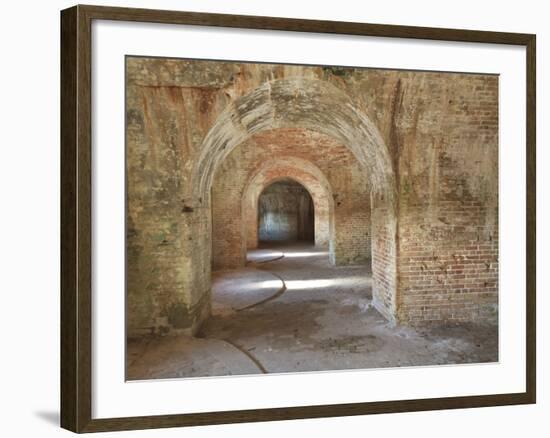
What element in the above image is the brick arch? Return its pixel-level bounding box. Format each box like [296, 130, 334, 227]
[191, 77, 396, 202]
[241, 157, 334, 257]
[203, 79, 398, 323]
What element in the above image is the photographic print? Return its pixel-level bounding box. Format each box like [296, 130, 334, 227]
[125, 57, 499, 380]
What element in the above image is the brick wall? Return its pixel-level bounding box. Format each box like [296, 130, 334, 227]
[211, 151, 248, 271]
[126, 78, 212, 337]
[397, 203, 498, 324]
[330, 166, 372, 265]
[371, 196, 398, 322]
[392, 73, 499, 325]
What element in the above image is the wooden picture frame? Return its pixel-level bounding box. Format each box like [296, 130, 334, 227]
[60, 4, 536, 433]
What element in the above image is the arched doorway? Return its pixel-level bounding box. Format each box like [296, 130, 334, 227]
[240, 156, 334, 254]
[197, 78, 397, 325]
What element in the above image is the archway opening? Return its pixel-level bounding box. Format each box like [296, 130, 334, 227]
[237, 153, 335, 262]
[258, 179, 315, 245]
[196, 77, 397, 325]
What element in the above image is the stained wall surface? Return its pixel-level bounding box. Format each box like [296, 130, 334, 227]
[126, 57, 498, 336]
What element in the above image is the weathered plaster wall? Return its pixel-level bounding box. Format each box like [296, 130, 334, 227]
[126, 57, 498, 335]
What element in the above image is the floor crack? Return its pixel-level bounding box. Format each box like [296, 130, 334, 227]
[238, 253, 287, 311]
[221, 338, 268, 374]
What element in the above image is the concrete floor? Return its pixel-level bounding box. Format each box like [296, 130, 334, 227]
[127, 243, 498, 380]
